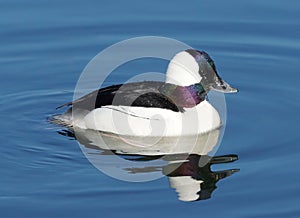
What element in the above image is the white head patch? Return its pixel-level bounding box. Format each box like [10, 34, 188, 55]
[165, 51, 201, 86]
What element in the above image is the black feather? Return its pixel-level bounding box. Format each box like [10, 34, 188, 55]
[57, 81, 183, 112]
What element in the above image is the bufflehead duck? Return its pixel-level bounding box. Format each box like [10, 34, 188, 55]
[53, 49, 237, 136]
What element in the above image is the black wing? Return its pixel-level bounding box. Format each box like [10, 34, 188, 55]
[57, 81, 183, 112]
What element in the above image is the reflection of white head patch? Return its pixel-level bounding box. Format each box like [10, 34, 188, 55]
[169, 176, 203, 201]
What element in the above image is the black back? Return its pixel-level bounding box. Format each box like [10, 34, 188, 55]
[57, 81, 183, 112]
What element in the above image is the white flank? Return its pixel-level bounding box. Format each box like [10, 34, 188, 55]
[81, 100, 221, 137]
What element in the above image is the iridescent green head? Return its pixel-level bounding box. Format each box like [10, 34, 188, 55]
[185, 49, 238, 93]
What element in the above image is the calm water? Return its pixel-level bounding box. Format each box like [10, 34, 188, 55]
[1, 0, 300, 217]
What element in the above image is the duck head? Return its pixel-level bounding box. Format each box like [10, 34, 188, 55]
[165, 49, 238, 93]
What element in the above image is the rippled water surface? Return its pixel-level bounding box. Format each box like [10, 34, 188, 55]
[1, 0, 300, 217]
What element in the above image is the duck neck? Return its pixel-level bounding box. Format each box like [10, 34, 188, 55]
[160, 83, 206, 108]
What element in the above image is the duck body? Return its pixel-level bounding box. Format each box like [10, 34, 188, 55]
[53, 49, 237, 137]
[55, 81, 220, 136]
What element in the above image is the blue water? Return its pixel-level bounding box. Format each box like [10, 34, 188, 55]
[1, 0, 300, 217]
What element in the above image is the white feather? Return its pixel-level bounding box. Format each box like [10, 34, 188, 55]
[81, 100, 221, 136]
[165, 51, 201, 86]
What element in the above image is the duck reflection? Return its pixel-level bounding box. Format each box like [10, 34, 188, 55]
[57, 128, 239, 202]
[119, 153, 238, 201]
[164, 154, 238, 201]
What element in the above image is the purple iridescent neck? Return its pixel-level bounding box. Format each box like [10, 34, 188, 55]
[160, 83, 206, 108]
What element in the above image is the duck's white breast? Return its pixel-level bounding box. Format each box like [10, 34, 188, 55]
[78, 100, 221, 137]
